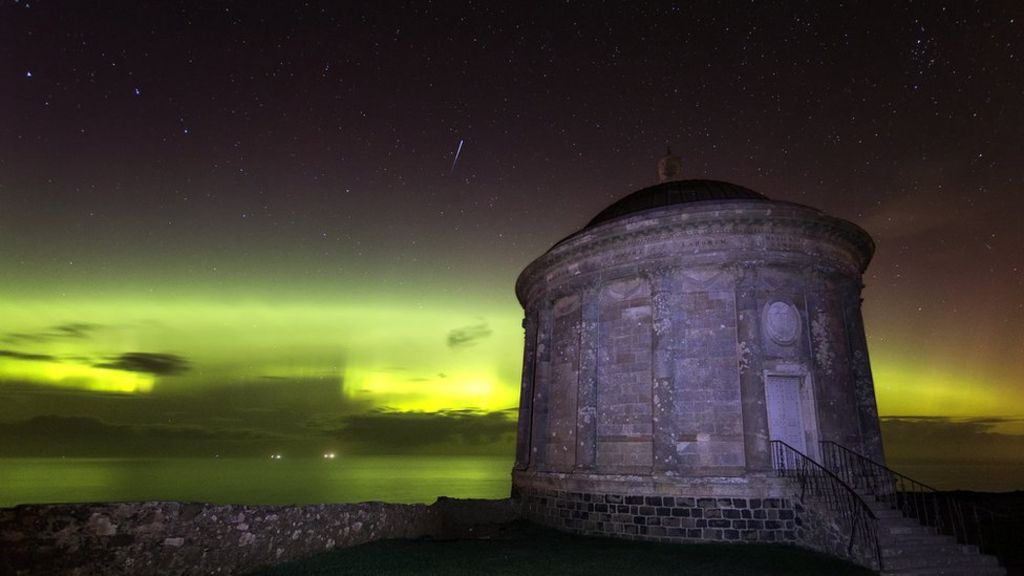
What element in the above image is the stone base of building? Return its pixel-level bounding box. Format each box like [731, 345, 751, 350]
[515, 470, 800, 544]
[522, 488, 800, 543]
[513, 469, 875, 570]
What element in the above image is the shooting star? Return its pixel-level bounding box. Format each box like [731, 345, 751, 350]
[450, 139, 464, 174]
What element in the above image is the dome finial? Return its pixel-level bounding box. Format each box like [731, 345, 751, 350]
[657, 146, 683, 183]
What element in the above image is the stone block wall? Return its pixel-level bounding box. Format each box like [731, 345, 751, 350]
[520, 485, 878, 570]
[521, 488, 798, 544]
[596, 279, 653, 471]
[676, 287, 744, 471]
[796, 493, 880, 570]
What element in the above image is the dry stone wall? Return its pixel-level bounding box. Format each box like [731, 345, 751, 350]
[0, 498, 519, 576]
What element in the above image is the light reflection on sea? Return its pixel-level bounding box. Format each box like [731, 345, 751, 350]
[0, 456, 513, 508]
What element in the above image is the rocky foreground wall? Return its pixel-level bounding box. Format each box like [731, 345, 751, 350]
[0, 498, 520, 576]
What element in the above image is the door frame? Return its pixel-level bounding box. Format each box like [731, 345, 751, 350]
[762, 363, 819, 462]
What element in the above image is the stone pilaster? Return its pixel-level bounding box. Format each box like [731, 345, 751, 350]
[529, 305, 554, 470]
[650, 268, 679, 473]
[575, 287, 600, 470]
[736, 263, 770, 470]
[841, 279, 886, 463]
[804, 267, 857, 451]
[514, 311, 539, 471]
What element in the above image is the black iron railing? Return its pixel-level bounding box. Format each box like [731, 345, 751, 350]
[770, 440, 882, 571]
[819, 440, 1003, 555]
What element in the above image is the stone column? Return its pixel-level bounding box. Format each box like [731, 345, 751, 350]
[514, 311, 539, 471]
[575, 287, 599, 470]
[650, 268, 679, 473]
[841, 278, 886, 463]
[805, 267, 857, 452]
[736, 263, 771, 470]
[529, 305, 553, 470]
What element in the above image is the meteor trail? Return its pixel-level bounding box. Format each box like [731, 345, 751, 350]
[450, 139, 464, 173]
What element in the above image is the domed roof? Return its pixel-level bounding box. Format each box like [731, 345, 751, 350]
[586, 178, 769, 228]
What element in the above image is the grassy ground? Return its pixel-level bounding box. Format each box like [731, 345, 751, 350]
[249, 522, 875, 576]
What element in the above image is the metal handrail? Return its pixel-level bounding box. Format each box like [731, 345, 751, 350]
[770, 440, 882, 571]
[819, 440, 1004, 555]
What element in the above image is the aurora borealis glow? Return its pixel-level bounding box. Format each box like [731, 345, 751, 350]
[2, 2, 1023, 490]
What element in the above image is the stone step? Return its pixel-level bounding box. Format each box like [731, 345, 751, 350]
[879, 523, 938, 536]
[818, 461, 1006, 575]
[879, 536, 959, 551]
[881, 565, 1005, 576]
[882, 554, 1005, 573]
[882, 550, 1000, 571]
[959, 544, 979, 555]
[880, 542, 968, 557]
[819, 469, 1005, 575]
[877, 524, 937, 536]
[879, 516, 925, 527]
[874, 514, 1005, 576]
[863, 503, 903, 514]
[876, 517, 936, 528]
[872, 509, 905, 519]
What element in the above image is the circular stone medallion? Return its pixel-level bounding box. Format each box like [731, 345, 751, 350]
[765, 301, 800, 345]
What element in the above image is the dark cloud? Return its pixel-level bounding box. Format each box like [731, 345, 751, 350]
[2, 333, 48, 344]
[447, 322, 492, 349]
[52, 323, 100, 338]
[0, 349, 57, 362]
[881, 416, 1024, 464]
[95, 352, 190, 375]
[0, 374, 368, 451]
[320, 409, 516, 454]
[0, 415, 286, 457]
[189, 376, 370, 439]
[3, 322, 101, 344]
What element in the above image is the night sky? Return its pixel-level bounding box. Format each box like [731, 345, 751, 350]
[2, 2, 1022, 486]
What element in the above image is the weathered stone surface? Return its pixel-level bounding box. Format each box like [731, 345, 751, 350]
[0, 498, 519, 576]
[512, 176, 883, 569]
[522, 486, 800, 544]
[514, 189, 880, 479]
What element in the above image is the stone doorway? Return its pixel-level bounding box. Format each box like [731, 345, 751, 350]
[765, 374, 807, 455]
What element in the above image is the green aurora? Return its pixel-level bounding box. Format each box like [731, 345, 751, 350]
[2, 282, 1023, 463]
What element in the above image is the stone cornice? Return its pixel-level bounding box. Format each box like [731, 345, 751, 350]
[516, 200, 874, 307]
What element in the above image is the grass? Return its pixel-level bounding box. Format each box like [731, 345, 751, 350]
[249, 522, 876, 576]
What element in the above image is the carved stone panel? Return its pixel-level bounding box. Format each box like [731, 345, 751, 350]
[546, 294, 580, 471]
[764, 300, 800, 346]
[596, 278, 653, 470]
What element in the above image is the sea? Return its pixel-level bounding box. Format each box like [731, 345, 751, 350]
[2, 457, 1022, 508]
[0, 456, 513, 508]
[887, 461, 1024, 493]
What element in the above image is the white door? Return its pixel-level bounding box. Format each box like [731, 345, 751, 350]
[765, 374, 806, 454]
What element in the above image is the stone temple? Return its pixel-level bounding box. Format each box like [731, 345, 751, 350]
[512, 150, 884, 551]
